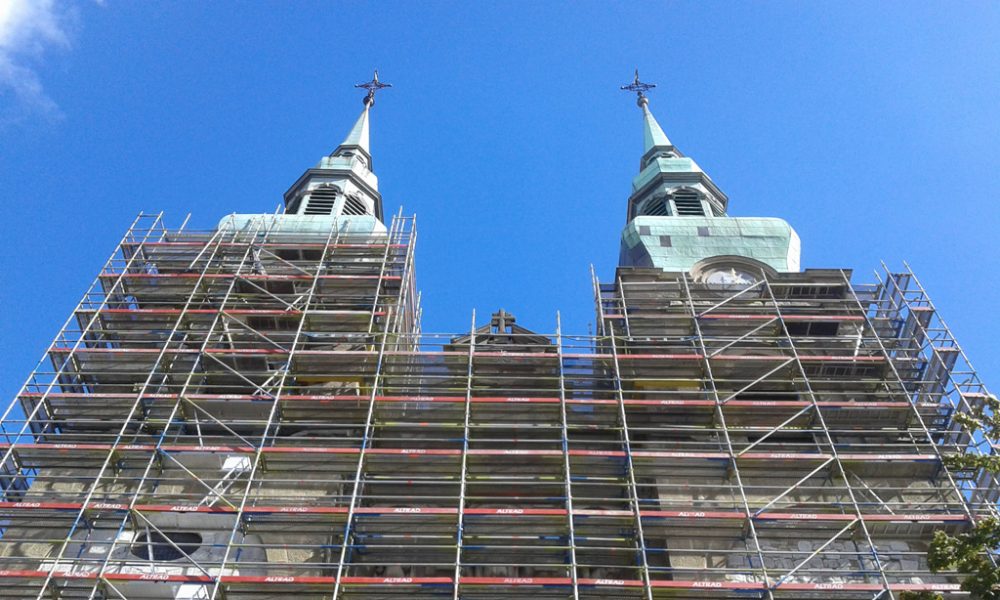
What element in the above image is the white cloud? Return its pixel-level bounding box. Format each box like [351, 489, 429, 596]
[0, 0, 76, 124]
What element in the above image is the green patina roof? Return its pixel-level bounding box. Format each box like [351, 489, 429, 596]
[621, 216, 801, 273]
[643, 104, 673, 152]
[339, 105, 371, 154]
[219, 213, 387, 235]
[620, 99, 795, 272]
[632, 156, 705, 192]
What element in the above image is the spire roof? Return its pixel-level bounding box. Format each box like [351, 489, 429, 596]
[338, 105, 371, 156]
[642, 103, 673, 153]
[328, 70, 390, 161]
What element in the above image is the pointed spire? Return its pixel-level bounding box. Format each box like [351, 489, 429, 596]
[285, 74, 393, 222]
[339, 105, 371, 156]
[622, 70, 678, 170]
[642, 103, 673, 153]
[328, 70, 391, 160]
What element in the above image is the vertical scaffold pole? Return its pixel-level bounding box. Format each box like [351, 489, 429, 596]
[678, 273, 773, 597]
[759, 273, 893, 597]
[605, 321, 653, 600]
[556, 312, 581, 599]
[209, 216, 345, 599]
[451, 310, 476, 599]
[331, 219, 401, 600]
[32, 213, 246, 600]
[86, 215, 281, 599]
[839, 269, 978, 522]
[0, 212, 157, 447]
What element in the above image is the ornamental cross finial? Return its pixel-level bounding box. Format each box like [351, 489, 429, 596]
[355, 70, 392, 107]
[621, 69, 656, 107]
[491, 309, 515, 334]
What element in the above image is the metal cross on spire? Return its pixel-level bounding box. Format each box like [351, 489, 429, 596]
[355, 70, 392, 107]
[621, 69, 656, 107]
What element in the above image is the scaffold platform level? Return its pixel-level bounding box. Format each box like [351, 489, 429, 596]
[1, 213, 996, 599]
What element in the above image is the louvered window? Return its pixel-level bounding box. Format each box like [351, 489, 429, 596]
[305, 187, 340, 215]
[672, 190, 705, 216]
[342, 194, 368, 216]
[641, 197, 669, 217]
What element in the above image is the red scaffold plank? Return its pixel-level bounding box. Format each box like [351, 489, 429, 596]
[354, 507, 456, 515]
[631, 451, 728, 459]
[79, 309, 384, 317]
[578, 578, 645, 587]
[778, 582, 963, 592]
[365, 448, 461, 456]
[105, 573, 214, 583]
[888, 583, 963, 591]
[473, 351, 559, 359]
[837, 453, 938, 462]
[853, 513, 968, 522]
[222, 575, 336, 584]
[568, 449, 627, 457]
[699, 314, 864, 322]
[342, 576, 453, 585]
[617, 353, 702, 360]
[460, 577, 573, 586]
[129, 241, 408, 249]
[468, 449, 562, 457]
[0, 501, 84, 511]
[100, 273, 399, 281]
[463, 508, 566, 516]
[641, 510, 744, 520]
[650, 580, 765, 590]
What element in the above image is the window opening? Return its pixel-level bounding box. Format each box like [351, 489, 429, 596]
[131, 531, 202, 561]
[786, 321, 840, 336]
[305, 186, 340, 215]
[641, 197, 669, 217]
[342, 194, 368, 216]
[672, 190, 705, 216]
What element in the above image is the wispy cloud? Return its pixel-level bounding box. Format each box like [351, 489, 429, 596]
[0, 0, 77, 125]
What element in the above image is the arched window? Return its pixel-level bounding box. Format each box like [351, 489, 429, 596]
[305, 186, 340, 215]
[341, 194, 369, 216]
[640, 196, 669, 217]
[671, 189, 705, 216]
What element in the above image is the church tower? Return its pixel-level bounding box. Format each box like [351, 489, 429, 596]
[0, 72, 993, 600]
[282, 74, 384, 223]
[619, 72, 799, 279]
[222, 71, 390, 236]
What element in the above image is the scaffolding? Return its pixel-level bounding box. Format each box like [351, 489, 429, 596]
[0, 213, 996, 599]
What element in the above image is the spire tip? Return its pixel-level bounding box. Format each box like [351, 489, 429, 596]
[356, 69, 392, 107]
[621, 69, 656, 109]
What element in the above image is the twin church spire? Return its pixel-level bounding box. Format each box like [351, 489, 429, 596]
[271, 70, 800, 275]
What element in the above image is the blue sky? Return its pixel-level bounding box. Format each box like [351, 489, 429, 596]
[1, 2, 998, 403]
